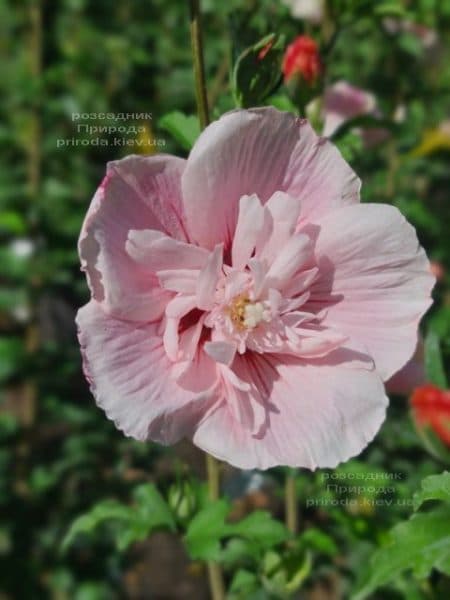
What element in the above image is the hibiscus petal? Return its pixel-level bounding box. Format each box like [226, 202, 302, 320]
[79, 155, 187, 321]
[192, 350, 387, 469]
[232, 194, 265, 270]
[164, 295, 198, 361]
[126, 229, 208, 271]
[173, 348, 219, 394]
[178, 314, 206, 362]
[386, 338, 425, 396]
[182, 108, 359, 249]
[248, 258, 267, 298]
[283, 267, 319, 300]
[157, 269, 198, 294]
[309, 203, 435, 380]
[196, 244, 223, 310]
[293, 327, 348, 358]
[76, 301, 215, 444]
[264, 234, 313, 290]
[221, 371, 267, 435]
[280, 291, 310, 314]
[223, 270, 251, 303]
[258, 191, 303, 264]
[265, 191, 302, 229]
[163, 317, 179, 361]
[204, 341, 237, 365]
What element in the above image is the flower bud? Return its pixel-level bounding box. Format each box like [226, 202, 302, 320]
[168, 481, 197, 523]
[282, 35, 322, 85]
[411, 384, 450, 463]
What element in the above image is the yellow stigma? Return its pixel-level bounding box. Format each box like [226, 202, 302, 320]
[228, 294, 250, 330]
[228, 294, 269, 330]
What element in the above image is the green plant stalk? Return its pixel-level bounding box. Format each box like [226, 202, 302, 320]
[189, 0, 209, 129]
[285, 470, 298, 536]
[205, 454, 225, 600]
[189, 2, 224, 598]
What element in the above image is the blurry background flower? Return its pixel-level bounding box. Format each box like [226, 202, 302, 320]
[282, 0, 325, 24]
[383, 18, 439, 51]
[320, 80, 389, 146]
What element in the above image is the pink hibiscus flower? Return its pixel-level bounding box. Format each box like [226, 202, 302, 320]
[321, 80, 389, 146]
[76, 108, 434, 470]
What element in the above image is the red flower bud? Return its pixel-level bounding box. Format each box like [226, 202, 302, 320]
[282, 35, 322, 84]
[411, 384, 450, 446]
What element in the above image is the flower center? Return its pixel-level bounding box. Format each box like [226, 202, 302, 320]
[228, 294, 270, 330]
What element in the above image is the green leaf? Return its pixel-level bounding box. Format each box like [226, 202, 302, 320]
[373, 2, 408, 17]
[352, 506, 450, 599]
[229, 511, 289, 548]
[397, 32, 423, 57]
[185, 502, 289, 561]
[0, 211, 26, 234]
[0, 248, 32, 281]
[62, 484, 175, 553]
[229, 569, 259, 598]
[298, 528, 339, 556]
[266, 94, 298, 114]
[61, 500, 133, 552]
[424, 330, 448, 388]
[413, 472, 450, 510]
[220, 537, 256, 566]
[262, 548, 312, 597]
[184, 499, 230, 561]
[132, 483, 176, 531]
[0, 337, 24, 382]
[232, 33, 285, 108]
[334, 131, 364, 163]
[158, 111, 200, 151]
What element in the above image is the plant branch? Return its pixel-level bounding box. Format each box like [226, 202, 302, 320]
[189, 0, 209, 129]
[285, 470, 298, 536]
[204, 455, 225, 600]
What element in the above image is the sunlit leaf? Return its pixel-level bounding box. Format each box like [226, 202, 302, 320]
[158, 111, 200, 151]
[413, 471, 450, 510]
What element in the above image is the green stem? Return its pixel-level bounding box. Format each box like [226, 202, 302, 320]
[285, 471, 298, 536]
[189, 0, 209, 129]
[28, 0, 42, 199]
[206, 453, 220, 501]
[205, 455, 225, 600]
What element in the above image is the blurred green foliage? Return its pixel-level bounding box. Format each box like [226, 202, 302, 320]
[1, 0, 449, 598]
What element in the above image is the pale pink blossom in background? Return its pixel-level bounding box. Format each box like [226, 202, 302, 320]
[77, 108, 434, 470]
[321, 80, 389, 146]
[383, 18, 438, 50]
[282, 0, 324, 23]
